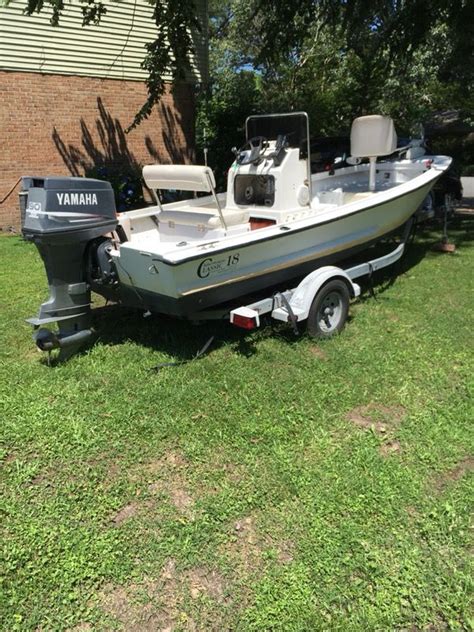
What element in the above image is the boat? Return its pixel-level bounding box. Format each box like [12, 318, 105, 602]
[21, 112, 451, 356]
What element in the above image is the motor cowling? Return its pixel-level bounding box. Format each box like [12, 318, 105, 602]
[21, 176, 118, 360]
[22, 175, 117, 236]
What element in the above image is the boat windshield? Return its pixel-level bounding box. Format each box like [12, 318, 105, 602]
[246, 112, 310, 159]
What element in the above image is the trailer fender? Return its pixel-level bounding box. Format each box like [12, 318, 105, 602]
[272, 266, 360, 323]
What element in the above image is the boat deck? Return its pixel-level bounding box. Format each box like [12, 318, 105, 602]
[117, 159, 436, 260]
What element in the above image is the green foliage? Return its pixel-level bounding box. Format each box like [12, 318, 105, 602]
[87, 165, 145, 211]
[196, 69, 262, 188]
[227, 0, 473, 90]
[197, 0, 473, 183]
[461, 165, 474, 177]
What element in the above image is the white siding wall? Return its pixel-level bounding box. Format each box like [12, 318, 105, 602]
[0, 0, 208, 82]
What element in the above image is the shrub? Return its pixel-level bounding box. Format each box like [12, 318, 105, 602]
[87, 166, 145, 212]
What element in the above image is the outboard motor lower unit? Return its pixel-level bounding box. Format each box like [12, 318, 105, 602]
[21, 176, 118, 359]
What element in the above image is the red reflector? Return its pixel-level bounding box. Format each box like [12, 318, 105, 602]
[232, 314, 257, 330]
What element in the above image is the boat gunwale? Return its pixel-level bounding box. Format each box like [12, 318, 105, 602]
[121, 159, 448, 267]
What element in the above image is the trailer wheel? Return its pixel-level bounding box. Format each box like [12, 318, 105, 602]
[306, 279, 350, 338]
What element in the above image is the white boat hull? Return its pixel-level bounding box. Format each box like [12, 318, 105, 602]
[111, 170, 439, 316]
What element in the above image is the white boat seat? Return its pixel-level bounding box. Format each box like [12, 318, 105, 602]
[350, 115, 397, 191]
[143, 164, 237, 229]
[158, 206, 249, 229]
[143, 164, 216, 192]
[350, 115, 397, 158]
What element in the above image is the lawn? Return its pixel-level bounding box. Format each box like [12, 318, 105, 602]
[1, 220, 473, 631]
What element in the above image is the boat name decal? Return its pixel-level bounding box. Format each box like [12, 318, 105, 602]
[56, 193, 98, 206]
[197, 254, 240, 278]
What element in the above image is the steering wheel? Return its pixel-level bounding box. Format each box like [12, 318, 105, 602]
[235, 136, 269, 166]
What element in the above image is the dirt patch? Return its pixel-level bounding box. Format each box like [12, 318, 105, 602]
[145, 451, 188, 475]
[275, 540, 295, 564]
[110, 501, 139, 525]
[100, 583, 171, 631]
[99, 559, 228, 631]
[234, 516, 259, 543]
[309, 345, 327, 360]
[346, 403, 406, 435]
[221, 514, 296, 574]
[1, 451, 18, 466]
[145, 451, 194, 516]
[379, 440, 402, 457]
[185, 567, 225, 602]
[100, 560, 182, 631]
[67, 624, 93, 631]
[404, 623, 448, 632]
[108, 450, 195, 519]
[431, 456, 474, 492]
[219, 461, 247, 485]
[29, 472, 49, 486]
[225, 515, 264, 571]
[170, 487, 194, 513]
[107, 450, 198, 525]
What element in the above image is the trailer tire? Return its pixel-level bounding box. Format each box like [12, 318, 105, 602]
[306, 279, 350, 338]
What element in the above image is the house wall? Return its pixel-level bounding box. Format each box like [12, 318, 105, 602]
[0, 0, 208, 231]
[0, 72, 196, 230]
[0, 0, 208, 82]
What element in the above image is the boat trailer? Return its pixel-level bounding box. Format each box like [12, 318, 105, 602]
[225, 219, 414, 337]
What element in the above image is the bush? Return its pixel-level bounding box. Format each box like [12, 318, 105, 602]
[87, 165, 145, 212]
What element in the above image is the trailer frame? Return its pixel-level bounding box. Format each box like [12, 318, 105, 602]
[226, 218, 414, 334]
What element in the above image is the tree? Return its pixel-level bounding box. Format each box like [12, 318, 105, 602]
[195, 0, 473, 188]
[220, 0, 473, 117]
[18, 0, 473, 140]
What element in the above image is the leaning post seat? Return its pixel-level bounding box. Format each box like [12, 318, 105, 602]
[143, 164, 217, 193]
[142, 164, 231, 230]
[350, 115, 397, 191]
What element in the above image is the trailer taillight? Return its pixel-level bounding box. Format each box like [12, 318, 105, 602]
[232, 314, 257, 329]
[230, 307, 260, 330]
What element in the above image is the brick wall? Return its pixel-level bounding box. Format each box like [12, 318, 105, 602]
[0, 71, 196, 231]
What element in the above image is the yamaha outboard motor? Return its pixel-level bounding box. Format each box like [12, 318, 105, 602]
[21, 176, 118, 360]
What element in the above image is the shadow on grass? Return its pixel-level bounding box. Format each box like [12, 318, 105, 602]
[87, 303, 299, 363]
[356, 216, 474, 302]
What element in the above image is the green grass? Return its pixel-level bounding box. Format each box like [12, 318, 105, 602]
[1, 221, 473, 631]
